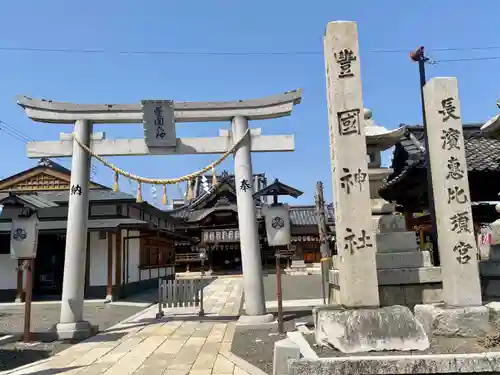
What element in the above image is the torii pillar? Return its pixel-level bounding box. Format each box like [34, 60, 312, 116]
[17, 90, 302, 337]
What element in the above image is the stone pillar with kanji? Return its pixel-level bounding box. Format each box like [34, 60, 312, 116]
[414, 77, 492, 338]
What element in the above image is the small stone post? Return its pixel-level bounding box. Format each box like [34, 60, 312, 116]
[232, 116, 270, 322]
[55, 119, 93, 339]
[423, 77, 482, 307]
[324, 21, 380, 308]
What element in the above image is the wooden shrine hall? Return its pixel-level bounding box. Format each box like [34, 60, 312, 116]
[0, 158, 188, 302]
[379, 123, 500, 246]
[170, 172, 335, 273]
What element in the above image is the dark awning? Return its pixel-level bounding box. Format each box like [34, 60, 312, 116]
[0, 218, 150, 233]
[253, 178, 303, 198]
[0, 193, 59, 209]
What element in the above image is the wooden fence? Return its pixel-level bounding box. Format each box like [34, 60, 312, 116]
[156, 277, 205, 318]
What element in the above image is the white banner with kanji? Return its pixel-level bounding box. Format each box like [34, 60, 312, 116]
[262, 204, 291, 247]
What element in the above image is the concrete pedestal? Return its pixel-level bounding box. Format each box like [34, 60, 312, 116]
[414, 304, 492, 338]
[329, 267, 443, 307]
[54, 321, 96, 340]
[236, 313, 276, 331]
[273, 338, 300, 375]
[288, 352, 500, 374]
[329, 230, 443, 307]
[284, 260, 308, 276]
[313, 305, 429, 353]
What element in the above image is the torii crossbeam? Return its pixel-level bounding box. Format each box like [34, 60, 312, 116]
[16, 89, 303, 340]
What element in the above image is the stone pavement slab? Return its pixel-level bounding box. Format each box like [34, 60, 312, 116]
[262, 274, 322, 302]
[0, 302, 145, 336]
[1, 277, 261, 375]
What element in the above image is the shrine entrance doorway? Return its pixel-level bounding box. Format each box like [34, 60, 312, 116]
[33, 233, 66, 299]
[208, 243, 242, 274]
[202, 228, 242, 274]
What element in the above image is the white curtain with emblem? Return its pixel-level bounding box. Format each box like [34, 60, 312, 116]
[262, 204, 291, 247]
[10, 215, 39, 259]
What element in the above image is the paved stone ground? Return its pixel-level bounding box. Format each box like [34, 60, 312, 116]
[231, 313, 312, 374]
[0, 287, 163, 372]
[3, 277, 258, 375]
[262, 274, 322, 302]
[0, 286, 163, 337]
[0, 304, 146, 336]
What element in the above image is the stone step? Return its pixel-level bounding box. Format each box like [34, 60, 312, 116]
[375, 231, 419, 253]
[332, 250, 432, 270]
[329, 266, 442, 286]
[377, 250, 432, 269]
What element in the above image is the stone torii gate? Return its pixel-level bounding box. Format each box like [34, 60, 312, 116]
[17, 90, 302, 339]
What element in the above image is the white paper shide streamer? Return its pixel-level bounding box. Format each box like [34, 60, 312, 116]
[10, 215, 39, 259]
[262, 204, 291, 247]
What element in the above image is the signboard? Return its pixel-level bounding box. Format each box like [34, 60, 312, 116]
[10, 215, 39, 259]
[142, 100, 176, 147]
[202, 229, 240, 244]
[262, 204, 291, 247]
[274, 248, 295, 258]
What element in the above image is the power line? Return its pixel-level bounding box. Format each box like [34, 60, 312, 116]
[432, 56, 500, 63]
[0, 119, 72, 168]
[372, 46, 500, 53]
[0, 45, 500, 58]
[0, 120, 32, 143]
[0, 46, 321, 56]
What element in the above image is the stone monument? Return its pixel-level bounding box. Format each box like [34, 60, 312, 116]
[414, 77, 492, 337]
[331, 109, 442, 307]
[315, 20, 429, 353]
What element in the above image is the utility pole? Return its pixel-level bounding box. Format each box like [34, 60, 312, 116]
[315, 181, 331, 304]
[410, 46, 439, 265]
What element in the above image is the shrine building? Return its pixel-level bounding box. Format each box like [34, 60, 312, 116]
[0, 160, 334, 302]
[170, 172, 334, 273]
[379, 123, 500, 259]
[0, 158, 185, 302]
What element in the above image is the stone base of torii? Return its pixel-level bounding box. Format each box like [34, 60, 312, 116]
[17, 90, 302, 339]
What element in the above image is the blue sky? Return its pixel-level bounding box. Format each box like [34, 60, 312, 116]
[0, 1, 498, 206]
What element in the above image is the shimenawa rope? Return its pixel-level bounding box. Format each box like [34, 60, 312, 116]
[72, 128, 250, 185]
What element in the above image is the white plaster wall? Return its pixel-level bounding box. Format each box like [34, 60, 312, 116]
[0, 254, 18, 290]
[88, 232, 108, 287]
[122, 229, 175, 286]
[126, 230, 140, 283]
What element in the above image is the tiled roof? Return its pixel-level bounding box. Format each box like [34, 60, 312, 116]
[172, 204, 335, 227]
[379, 123, 500, 204]
[0, 158, 108, 190]
[192, 172, 267, 199]
[289, 205, 334, 226]
[0, 193, 59, 209]
[37, 189, 137, 203]
[397, 124, 500, 170]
